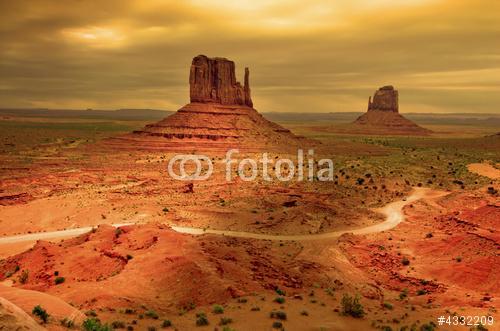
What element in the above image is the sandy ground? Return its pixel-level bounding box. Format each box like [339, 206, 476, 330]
[0, 135, 498, 330]
[467, 162, 500, 179]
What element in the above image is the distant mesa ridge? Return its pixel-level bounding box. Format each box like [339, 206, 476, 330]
[108, 54, 309, 151]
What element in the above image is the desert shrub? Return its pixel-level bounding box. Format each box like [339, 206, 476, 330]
[55, 276, 65, 284]
[272, 321, 283, 329]
[425, 233, 433, 238]
[162, 207, 169, 212]
[487, 187, 498, 195]
[18, 269, 29, 284]
[275, 287, 286, 296]
[32, 305, 49, 323]
[111, 320, 126, 328]
[237, 297, 248, 303]
[455, 256, 462, 262]
[383, 302, 393, 310]
[212, 304, 224, 314]
[82, 318, 112, 331]
[124, 308, 135, 314]
[401, 257, 410, 266]
[147, 327, 157, 331]
[161, 319, 172, 328]
[274, 296, 285, 304]
[219, 317, 233, 325]
[196, 312, 209, 326]
[270, 311, 287, 320]
[60, 317, 74, 328]
[399, 288, 409, 300]
[420, 322, 436, 331]
[417, 289, 427, 296]
[300, 310, 309, 316]
[250, 306, 260, 311]
[341, 294, 365, 318]
[145, 310, 159, 319]
[85, 310, 98, 317]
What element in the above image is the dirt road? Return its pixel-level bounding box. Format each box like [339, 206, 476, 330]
[0, 187, 440, 244]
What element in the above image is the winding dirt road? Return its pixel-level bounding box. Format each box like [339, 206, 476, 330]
[0, 187, 437, 244]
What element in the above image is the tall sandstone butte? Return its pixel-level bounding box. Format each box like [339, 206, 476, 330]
[353, 85, 431, 135]
[110, 55, 309, 151]
[367, 85, 398, 112]
[189, 55, 253, 107]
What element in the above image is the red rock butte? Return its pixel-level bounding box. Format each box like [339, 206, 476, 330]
[108, 55, 310, 151]
[352, 85, 431, 135]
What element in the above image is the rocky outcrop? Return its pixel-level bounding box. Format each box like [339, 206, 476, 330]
[351, 85, 432, 135]
[110, 55, 310, 151]
[189, 55, 253, 107]
[368, 85, 399, 112]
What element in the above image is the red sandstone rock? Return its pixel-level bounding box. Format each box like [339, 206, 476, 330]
[352, 85, 432, 135]
[189, 55, 253, 107]
[108, 55, 312, 151]
[368, 85, 399, 112]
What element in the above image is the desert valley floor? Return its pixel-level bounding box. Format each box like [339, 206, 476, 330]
[0, 114, 498, 331]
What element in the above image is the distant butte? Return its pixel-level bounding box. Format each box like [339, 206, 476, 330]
[352, 85, 432, 135]
[109, 55, 310, 151]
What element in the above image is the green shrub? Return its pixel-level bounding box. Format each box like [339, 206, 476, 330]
[212, 304, 224, 314]
[275, 288, 286, 296]
[161, 319, 172, 328]
[270, 311, 287, 320]
[420, 322, 436, 331]
[341, 294, 365, 318]
[272, 321, 283, 329]
[196, 312, 209, 326]
[82, 318, 112, 331]
[55, 276, 65, 285]
[111, 320, 126, 328]
[219, 317, 233, 325]
[60, 317, 74, 328]
[274, 296, 285, 304]
[32, 305, 49, 323]
[18, 270, 29, 284]
[145, 310, 159, 319]
[383, 302, 393, 310]
[85, 310, 98, 317]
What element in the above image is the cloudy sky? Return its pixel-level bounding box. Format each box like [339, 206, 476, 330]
[1, 0, 499, 113]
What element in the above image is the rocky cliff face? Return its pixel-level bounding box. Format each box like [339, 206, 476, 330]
[368, 85, 398, 112]
[189, 55, 253, 107]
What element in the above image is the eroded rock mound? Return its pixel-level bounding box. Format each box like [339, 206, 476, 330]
[108, 55, 310, 151]
[352, 85, 431, 135]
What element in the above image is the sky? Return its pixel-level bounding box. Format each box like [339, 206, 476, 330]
[1, 0, 499, 113]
